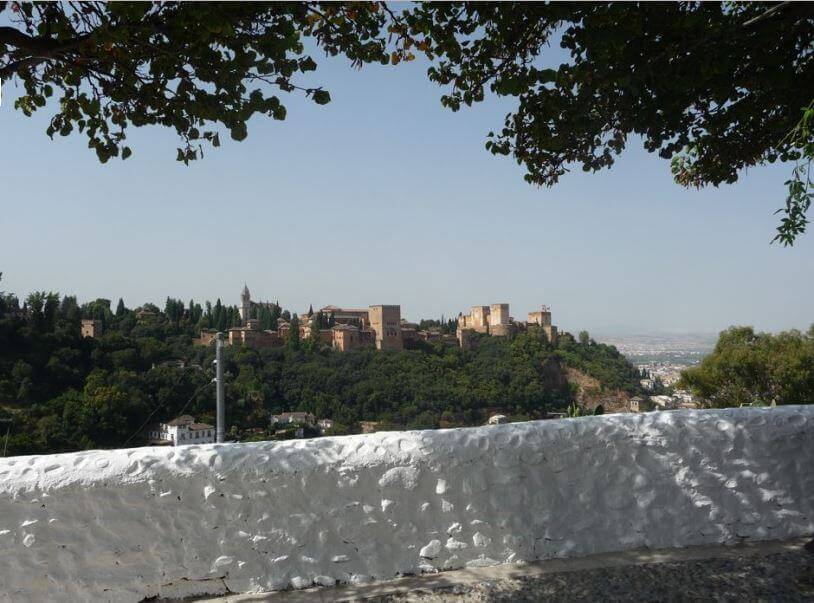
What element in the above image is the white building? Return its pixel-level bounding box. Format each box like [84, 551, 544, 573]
[650, 395, 675, 410]
[148, 415, 215, 446]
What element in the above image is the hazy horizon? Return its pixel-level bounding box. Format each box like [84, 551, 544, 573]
[2, 43, 812, 336]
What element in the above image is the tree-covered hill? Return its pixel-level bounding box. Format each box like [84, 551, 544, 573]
[0, 289, 641, 456]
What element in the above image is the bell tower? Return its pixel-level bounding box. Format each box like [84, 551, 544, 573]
[239, 284, 251, 325]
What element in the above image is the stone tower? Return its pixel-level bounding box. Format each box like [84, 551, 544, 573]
[239, 284, 251, 325]
[527, 305, 552, 326]
[488, 303, 512, 336]
[489, 303, 510, 327]
[369, 305, 403, 351]
[528, 305, 557, 343]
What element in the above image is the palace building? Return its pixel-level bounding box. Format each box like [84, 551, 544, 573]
[197, 286, 555, 354]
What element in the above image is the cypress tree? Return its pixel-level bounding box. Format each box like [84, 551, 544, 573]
[288, 313, 300, 350]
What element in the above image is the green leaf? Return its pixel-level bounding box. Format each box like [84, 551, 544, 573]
[312, 90, 331, 105]
[537, 68, 557, 83]
[300, 56, 317, 72]
[230, 123, 248, 141]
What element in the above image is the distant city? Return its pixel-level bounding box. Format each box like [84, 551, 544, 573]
[595, 332, 717, 393]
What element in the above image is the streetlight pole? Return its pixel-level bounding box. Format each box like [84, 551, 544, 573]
[215, 332, 225, 443]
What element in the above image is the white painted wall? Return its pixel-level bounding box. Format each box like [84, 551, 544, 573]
[163, 423, 215, 446]
[0, 407, 812, 601]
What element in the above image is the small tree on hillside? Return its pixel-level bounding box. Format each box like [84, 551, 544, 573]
[288, 313, 300, 351]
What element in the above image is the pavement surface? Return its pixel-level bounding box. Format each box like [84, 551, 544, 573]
[195, 538, 814, 602]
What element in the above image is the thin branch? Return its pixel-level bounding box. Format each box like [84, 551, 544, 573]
[743, 2, 792, 27]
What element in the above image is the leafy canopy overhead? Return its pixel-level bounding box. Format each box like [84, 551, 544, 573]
[2, 2, 812, 242]
[1, 2, 391, 162]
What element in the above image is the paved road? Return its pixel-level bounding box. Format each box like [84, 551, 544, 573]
[197, 538, 814, 602]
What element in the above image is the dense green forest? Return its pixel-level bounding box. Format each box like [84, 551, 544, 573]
[0, 287, 641, 457]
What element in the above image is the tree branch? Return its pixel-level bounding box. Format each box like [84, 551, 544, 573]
[0, 56, 49, 79]
[0, 25, 90, 54]
[742, 1, 792, 27]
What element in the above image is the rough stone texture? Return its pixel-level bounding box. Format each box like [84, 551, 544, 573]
[0, 407, 812, 601]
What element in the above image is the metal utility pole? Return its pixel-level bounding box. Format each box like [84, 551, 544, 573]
[215, 332, 225, 443]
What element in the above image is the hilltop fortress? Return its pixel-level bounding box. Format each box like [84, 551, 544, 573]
[199, 286, 558, 352]
[457, 303, 557, 349]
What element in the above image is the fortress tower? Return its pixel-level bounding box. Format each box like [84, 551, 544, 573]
[527, 305, 552, 327]
[528, 305, 557, 342]
[488, 303, 512, 336]
[239, 284, 251, 325]
[467, 306, 490, 333]
[369, 305, 403, 351]
[489, 303, 510, 327]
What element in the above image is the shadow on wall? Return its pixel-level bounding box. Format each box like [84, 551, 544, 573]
[0, 407, 811, 601]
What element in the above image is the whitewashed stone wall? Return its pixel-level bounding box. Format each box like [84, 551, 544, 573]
[1, 406, 812, 601]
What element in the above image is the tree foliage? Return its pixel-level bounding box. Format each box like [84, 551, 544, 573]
[679, 325, 814, 407]
[0, 2, 389, 163]
[773, 101, 814, 246]
[2, 2, 812, 241]
[407, 2, 814, 242]
[555, 331, 641, 393]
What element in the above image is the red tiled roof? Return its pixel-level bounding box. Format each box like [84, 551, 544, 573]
[165, 415, 195, 426]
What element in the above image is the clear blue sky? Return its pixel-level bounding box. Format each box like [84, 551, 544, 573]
[1, 47, 811, 336]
